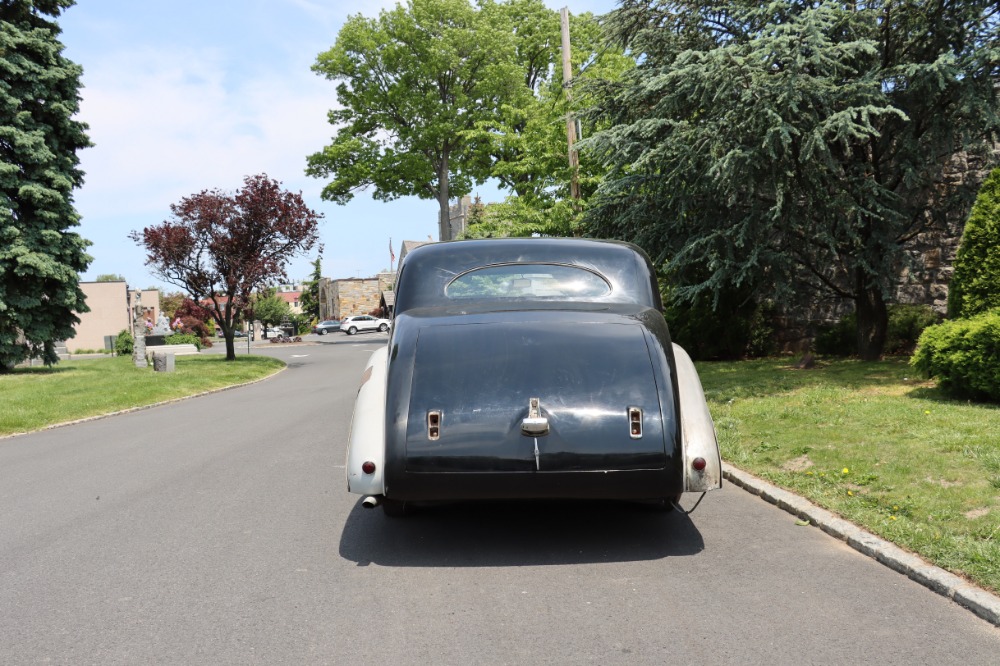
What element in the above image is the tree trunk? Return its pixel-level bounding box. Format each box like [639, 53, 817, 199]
[437, 153, 451, 241]
[216, 319, 237, 362]
[855, 278, 888, 361]
[212, 309, 238, 361]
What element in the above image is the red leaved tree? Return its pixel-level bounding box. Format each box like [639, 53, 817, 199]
[130, 174, 321, 360]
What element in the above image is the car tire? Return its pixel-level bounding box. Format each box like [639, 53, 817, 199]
[348, 326, 357, 335]
[378, 323, 388, 332]
[318, 329, 326, 335]
[382, 498, 410, 517]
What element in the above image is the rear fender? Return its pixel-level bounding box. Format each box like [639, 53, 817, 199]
[346, 346, 388, 496]
[672, 344, 723, 492]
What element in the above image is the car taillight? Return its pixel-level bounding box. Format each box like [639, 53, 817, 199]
[361, 461, 376, 474]
[427, 410, 441, 440]
[692, 457, 707, 472]
[628, 407, 642, 439]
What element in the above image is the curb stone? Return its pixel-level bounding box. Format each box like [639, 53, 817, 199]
[722, 463, 1000, 628]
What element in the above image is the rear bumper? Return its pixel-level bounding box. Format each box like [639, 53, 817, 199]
[384, 467, 681, 502]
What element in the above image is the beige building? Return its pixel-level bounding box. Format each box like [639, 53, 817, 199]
[318, 273, 394, 322]
[70, 282, 160, 352]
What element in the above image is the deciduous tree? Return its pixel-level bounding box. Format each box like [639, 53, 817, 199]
[130, 174, 321, 360]
[464, 2, 632, 238]
[159, 291, 186, 320]
[583, 0, 1000, 360]
[0, 0, 92, 370]
[307, 0, 522, 241]
[252, 288, 291, 336]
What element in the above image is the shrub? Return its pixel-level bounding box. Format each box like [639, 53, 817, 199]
[948, 167, 1000, 319]
[816, 304, 941, 356]
[911, 310, 1000, 401]
[664, 292, 774, 360]
[114, 329, 133, 356]
[885, 304, 942, 355]
[165, 333, 202, 350]
[814, 313, 856, 356]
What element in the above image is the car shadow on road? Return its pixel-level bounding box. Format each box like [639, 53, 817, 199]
[339, 498, 705, 567]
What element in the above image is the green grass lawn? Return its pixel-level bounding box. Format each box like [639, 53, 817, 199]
[699, 356, 1000, 595]
[0, 355, 284, 436]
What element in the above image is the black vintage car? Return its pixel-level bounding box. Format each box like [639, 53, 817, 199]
[346, 238, 722, 516]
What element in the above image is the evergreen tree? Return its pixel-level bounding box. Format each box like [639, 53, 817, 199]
[0, 0, 92, 370]
[299, 253, 322, 322]
[583, 0, 1000, 360]
[948, 168, 1000, 319]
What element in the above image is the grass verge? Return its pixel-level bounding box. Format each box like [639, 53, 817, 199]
[0, 355, 284, 437]
[699, 356, 1000, 595]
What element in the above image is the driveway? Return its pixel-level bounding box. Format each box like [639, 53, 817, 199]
[1, 341, 998, 664]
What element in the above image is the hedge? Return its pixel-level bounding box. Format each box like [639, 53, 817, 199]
[911, 310, 1000, 402]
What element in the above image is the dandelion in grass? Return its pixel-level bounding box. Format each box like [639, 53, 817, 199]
[847, 490, 854, 496]
[842, 467, 849, 475]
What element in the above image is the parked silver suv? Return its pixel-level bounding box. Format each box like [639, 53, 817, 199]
[340, 315, 390, 335]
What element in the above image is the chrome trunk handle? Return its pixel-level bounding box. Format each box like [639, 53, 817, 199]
[521, 397, 550, 437]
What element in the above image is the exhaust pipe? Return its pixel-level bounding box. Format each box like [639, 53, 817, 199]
[362, 495, 381, 509]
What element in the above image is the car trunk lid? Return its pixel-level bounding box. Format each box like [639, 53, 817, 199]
[403, 318, 667, 473]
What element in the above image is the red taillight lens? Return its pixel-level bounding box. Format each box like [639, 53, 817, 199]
[692, 457, 707, 471]
[361, 461, 376, 474]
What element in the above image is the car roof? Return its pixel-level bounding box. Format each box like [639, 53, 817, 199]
[393, 238, 661, 313]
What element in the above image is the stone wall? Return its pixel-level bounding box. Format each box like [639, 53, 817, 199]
[319, 272, 396, 321]
[771, 149, 996, 352]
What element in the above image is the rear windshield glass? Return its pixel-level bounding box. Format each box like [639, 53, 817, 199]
[446, 264, 611, 300]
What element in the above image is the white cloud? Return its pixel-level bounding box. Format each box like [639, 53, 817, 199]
[75, 45, 338, 217]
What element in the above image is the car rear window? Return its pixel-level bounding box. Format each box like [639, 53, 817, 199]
[446, 264, 611, 300]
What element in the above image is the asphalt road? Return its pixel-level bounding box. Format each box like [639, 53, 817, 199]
[2, 335, 999, 665]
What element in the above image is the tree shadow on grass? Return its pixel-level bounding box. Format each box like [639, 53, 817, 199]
[905, 384, 1000, 409]
[697, 356, 914, 401]
[6, 365, 74, 375]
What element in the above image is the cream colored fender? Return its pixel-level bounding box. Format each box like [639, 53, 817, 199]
[345, 346, 388, 496]
[672, 343, 723, 493]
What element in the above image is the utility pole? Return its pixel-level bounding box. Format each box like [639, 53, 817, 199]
[560, 6, 581, 203]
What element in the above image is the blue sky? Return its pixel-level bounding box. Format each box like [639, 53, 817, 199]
[57, 0, 618, 291]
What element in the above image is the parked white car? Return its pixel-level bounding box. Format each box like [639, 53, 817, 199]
[340, 315, 390, 335]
